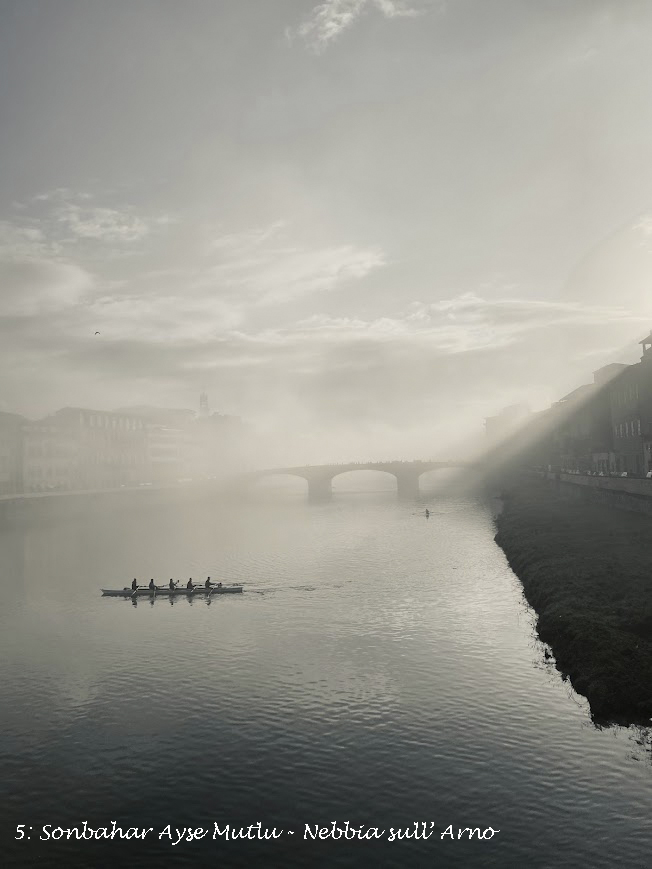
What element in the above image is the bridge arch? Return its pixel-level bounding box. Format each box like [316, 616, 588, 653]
[414, 465, 456, 482]
[330, 468, 400, 493]
[249, 472, 310, 495]
[230, 460, 468, 501]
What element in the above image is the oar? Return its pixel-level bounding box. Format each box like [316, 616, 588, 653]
[128, 584, 165, 598]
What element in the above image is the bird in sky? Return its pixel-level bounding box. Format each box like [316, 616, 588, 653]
[94, 331, 100, 335]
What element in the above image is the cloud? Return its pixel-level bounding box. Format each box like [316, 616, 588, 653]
[0, 216, 93, 316]
[69, 238, 383, 345]
[208, 220, 287, 253]
[4, 183, 643, 443]
[2, 265, 645, 456]
[62, 290, 641, 387]
[117, 291, 639, 414]
[0, 201, 387, 359]
[15, 189, 168, 247]
[0, 221, 56, 258]
[211, 243, 385, 304]
[55, 203, 150, 243]
[290, 0, 424, 52]
[33, 188, 93, 203]
[0, 258, 93, 317]
[285, 293, 645, 353]
[633, 213, 652, 241]
[202, 220, 386, 304]
[84, 291, 243, 342]
[373, 0, 422, 17]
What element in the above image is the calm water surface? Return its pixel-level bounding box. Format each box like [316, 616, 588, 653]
[2, 483, 652, 868]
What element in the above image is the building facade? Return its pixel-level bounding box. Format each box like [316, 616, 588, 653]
[23, 418, 79, 492]
[483, 334, 652, 477]
[147, 425, 187, 483]
[0, 412, 26, 495]
[23, 408, 149, 493]
[608, 335, 652, 476]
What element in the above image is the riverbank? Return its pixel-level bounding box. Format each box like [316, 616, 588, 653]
[494, 476, 652, 725]
[0, 481, 226, 529]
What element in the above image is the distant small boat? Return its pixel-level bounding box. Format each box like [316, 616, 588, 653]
[102, 586, 243, 597]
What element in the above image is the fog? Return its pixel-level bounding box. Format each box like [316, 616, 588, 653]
[6, 8, 652, 866]
[2, 0, 652, 474]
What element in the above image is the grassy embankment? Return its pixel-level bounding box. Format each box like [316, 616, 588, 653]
[494, 477, 652, 724]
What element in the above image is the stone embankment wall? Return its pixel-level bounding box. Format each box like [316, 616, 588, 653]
[0, 484, 215, 527]
[545, 472, 652, 515]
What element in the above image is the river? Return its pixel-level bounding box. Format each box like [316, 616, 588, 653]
[2, 476, 651, 868]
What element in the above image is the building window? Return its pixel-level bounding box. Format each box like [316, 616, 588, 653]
[638, 419, 642, 435]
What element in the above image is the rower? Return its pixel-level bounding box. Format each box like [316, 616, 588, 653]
[205, 576, 213, 589]
[169, 578, 177, 590]
[217, 581, 223, 589]
[148, 578, 156, 590]
[131, 578, 138, 591]
[187, 578, 194, 590]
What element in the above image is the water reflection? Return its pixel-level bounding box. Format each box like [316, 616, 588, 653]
[2, 490, 652, 868]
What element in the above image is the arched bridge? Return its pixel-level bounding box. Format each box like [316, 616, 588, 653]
[231, 460, 471, 500]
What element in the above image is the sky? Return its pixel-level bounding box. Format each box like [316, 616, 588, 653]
[2, 0, 652, 463]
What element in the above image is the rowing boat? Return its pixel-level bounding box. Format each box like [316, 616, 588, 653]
[101, 586, 243, 597]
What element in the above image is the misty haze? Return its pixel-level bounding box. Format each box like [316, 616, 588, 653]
[3, 1, 652, 867]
